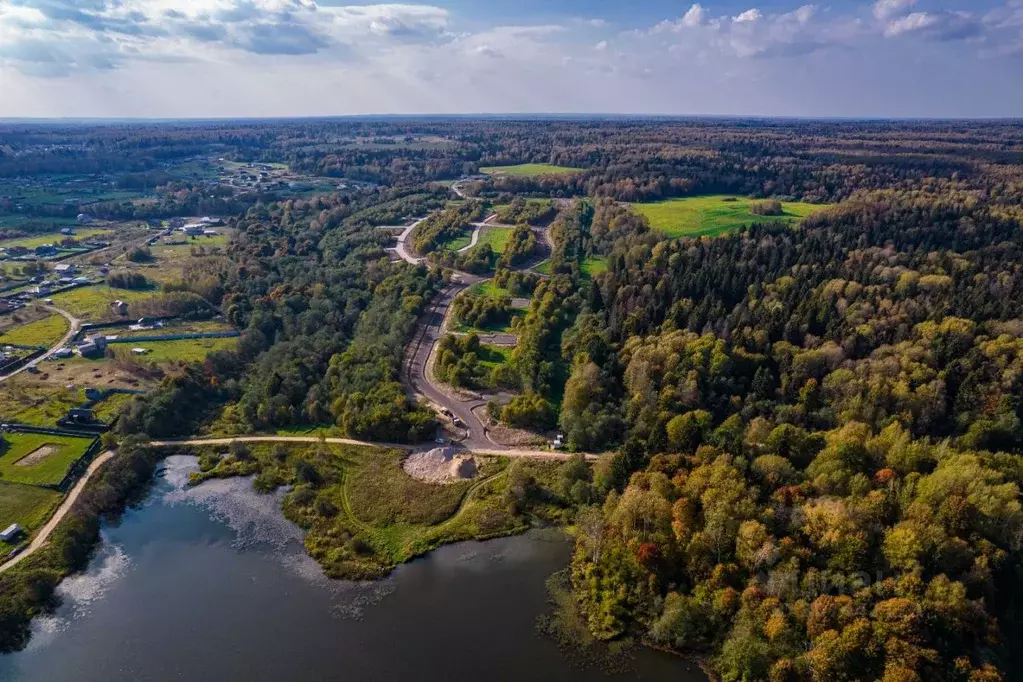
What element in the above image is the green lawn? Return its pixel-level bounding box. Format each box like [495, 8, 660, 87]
[114, 319, 235, 339]
[471, 281, 512, 298]
[0, 315, 70, 348]
[0, 432, 95, 486]
[632, 195, 830, 238]
[476, 227, 515, 254]
[439, 232, 473, 251]
[480, 164, 584, 177]
[91, 392, 136, 423]
[0, 228, 112, 249]
[478, 344, 512, 371]
[49, 285, 156, 322]
[0, 481, 62, 542]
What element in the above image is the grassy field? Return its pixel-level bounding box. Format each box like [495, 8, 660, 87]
[471, 281, 512, 298]
[438, 231, 473, 251]
[114, 319, 235, 339]
[0, 228, 112, 249]
[632, 195, 830, 238]
[581, 256, 608, 278]
[477, 227, 515, 254]
[478, 344, 512, 371]
[0, 481, 62, 542]
[91, 392, 136, 423]
[101, 337, 238, 363]
[481, 164, 584, 177]
[0, 432, 95, 486]
[49, 285, 156, 322]
[0, 382, 86, 427]
[0, 314, 70, 348]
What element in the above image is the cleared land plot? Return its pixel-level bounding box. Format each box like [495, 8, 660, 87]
[0, 381, 86, 427]
[582, 256, 608, 278]
[480, 164, 584, 177]
[0, 432, 95, 486]
[0, 314, 70, 348]
[0, 228, 113, 249]
[0, 482, 62, 542]
[105, 336, 238, 363]
[632, 195, 829, 238]
[49, 285, 156, 323]
[476, 227, 515, 254]
[113, 319, 234, 339]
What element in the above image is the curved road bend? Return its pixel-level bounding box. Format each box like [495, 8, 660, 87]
[0, 450, 115, 575]
[0, 305, 81, 384]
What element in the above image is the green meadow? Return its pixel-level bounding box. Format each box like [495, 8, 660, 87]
[632, 195, 830, 238]
[480, 164, 584, 177]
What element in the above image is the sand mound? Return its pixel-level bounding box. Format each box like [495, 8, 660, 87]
[403, 447, 478, 484]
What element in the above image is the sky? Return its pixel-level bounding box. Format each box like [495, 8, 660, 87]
[0, 0, 1020, 119]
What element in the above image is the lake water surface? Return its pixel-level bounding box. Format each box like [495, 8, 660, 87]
[0, 456, 707, 682]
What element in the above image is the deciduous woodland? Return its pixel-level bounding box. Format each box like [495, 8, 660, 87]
[1, 118, 1023, 680]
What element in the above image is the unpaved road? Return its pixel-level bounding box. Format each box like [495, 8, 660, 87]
[0, 450, 115, 574]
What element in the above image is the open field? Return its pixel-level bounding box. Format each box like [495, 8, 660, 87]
[0, 432, 95, 486]
[0, 381, 86, 427]
[106, 337, 238, 363]
[0, 228, 112, 249]
[437, 231, 472, 251]
[0, 314, 70, 348]
[471, 281, 513, 298]
[113, 319, 235, 339]
[632, 195, 830, 238]
[0, 481, 62, 542]
[481, 164, 584, 177]
[477, 227, 514, 254]
[49, 285, 156, 322]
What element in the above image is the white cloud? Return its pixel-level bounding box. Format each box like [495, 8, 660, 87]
[734, 9, 763, 23]
[0, 0, 1021, 117]
[873, 0, 917, 21]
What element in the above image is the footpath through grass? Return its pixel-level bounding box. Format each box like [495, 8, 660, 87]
[632, 194, 830, 238]
[0, 432, 95, 486]
[480, 163, 584, 177]
[0, 315, 70, 348]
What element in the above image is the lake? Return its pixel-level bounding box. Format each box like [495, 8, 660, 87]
[0, 456, 707, 682]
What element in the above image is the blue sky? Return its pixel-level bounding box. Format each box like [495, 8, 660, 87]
[0, 0, 1020, 118]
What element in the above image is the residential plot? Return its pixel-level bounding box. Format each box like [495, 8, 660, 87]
[0, 481, 62, 543]
[480, 164, 584, 177]
[0, 314, 70, 348]
[0, 432, 95, 487]
[49, 285, 157, 323]
[632, 194, 830, 238]
[104, 336, 238, 363]
[0, 228, 112, 250]
[0, 381, 86, 427]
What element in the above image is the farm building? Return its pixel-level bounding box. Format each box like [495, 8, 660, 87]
[0, 524, 22, 543]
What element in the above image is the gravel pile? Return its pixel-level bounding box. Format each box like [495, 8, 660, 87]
[403, 447, 478, 484]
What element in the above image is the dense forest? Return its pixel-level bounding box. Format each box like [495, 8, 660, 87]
[2, 117, 1023, 679]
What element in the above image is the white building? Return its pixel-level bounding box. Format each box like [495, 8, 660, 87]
[0, 524, 22, 542]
